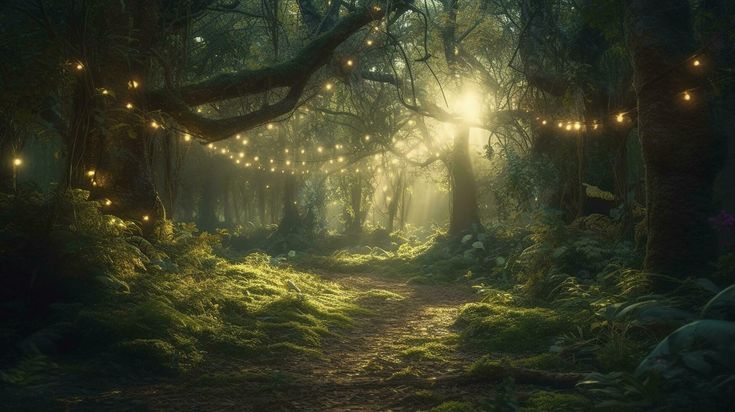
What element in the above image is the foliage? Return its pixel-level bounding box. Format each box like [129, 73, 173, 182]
[0, 190, 373, 381]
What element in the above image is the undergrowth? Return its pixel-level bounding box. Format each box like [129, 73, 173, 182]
[0, 190, 373, 384]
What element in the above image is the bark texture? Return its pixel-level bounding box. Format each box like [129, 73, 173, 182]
[626, 0, 717, 279]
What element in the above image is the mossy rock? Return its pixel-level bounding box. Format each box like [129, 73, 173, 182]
[520, 391, 592, 411]
[112, 339, 179, 373]
[457, 303, 572, 352]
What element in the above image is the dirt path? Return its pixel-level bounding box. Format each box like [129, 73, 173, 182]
[279, 272, 483, 411]
[144, 272, 486, 411]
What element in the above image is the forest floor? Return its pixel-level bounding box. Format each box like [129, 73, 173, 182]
[8, 269, 503, 411]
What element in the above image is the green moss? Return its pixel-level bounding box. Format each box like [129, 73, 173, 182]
[431, 401, 479, 412]
[399, 341, 450, 362]
[457, 303, 573, 352]
[112, 339, 180, 373]
[520, 391, 592, 412]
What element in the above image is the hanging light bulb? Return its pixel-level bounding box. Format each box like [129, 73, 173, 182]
[616, 113, 625, 123]
[142, 215, 150, 222]
[366, 39, 374, 46]
[542, 120, 547, 125]
[693, 59, 701, 67]
[183, 134, 191, 142]
[150, 120, 160, 129]
[13, 158, 22, 167]
[573, 122, 581, 131]
[104, 199, 112, 206]
[126, 102, 134, 110]
[128, 80, 139, 89]
[75, 62, 85, 71]
[683, 91, 692, 101]
[324, 83, 333, 91]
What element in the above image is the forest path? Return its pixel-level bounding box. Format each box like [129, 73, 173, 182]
[148, 271, 487, 411]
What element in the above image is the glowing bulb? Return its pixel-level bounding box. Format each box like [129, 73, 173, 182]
[338, 156, 344, 162]
[239, 152, 245, 158]
[245, 163, 251, 167]
[693, 59, 701, 67]
[616, 113, 625, 123]
[87, 170, 96, 177]
[128, 80, 139, 89]
[150, 120, 160, 129]
[286, 160, 291, 166]
[270, 167, 275, 172]
[408, 120, 415, 126]
[242, 139, 248, 145]
[574, 122, 581, 131]
[285, 148, 289, 153]
[104, 199, 112, 206]
[101, 89, 109, 95]
[142, 215, 149, 221]
[542, 120, 547, 125]
[267, 123, 274, 130]
[364, 135, 371, 141]
[565, 123, 572, 131]
[221, 148, 227, 154]
[125, 102, 134, 110]
[366, 39, 374, 46]
[183, 134, 191, 142]
[372, 4, 382, 11]
[236, 159, 240, 164]
[558, 122, 563, 128]
[254, 156, 259, 161]
[318, 146, 323, 153]
[75, 63, 84, 71]
[269, 159, 274, 164]
[300, 149, 305, 154]
[13, 158, 22, 166]
[208, 143, 214, 149]
[346, 59, 354, 67]
[683, 91, 691, 101]
[197, 108, 202, 113]
[324, 83, 333, 91]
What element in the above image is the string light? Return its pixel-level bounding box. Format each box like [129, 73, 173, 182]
[104, 199, 112, 206]
[366, 39, 374, 46]
[267, 123, 274, 130]
[125, 103, 134, 110]
[346, 59, 354, 67]
[616, 113, 625, 123]
[75, 62, 84, 71]
[150, 120, 160, 129]
[693, 59, 701, 67]
[128, 80, 139, 89]
[142, 215, 150, 222]
[683, 91, 692, 101]
[324, 83, 333, 91]
[364, 134, 371, 141]
[13, 158, 22, 166]
[183, 133, 191, 142]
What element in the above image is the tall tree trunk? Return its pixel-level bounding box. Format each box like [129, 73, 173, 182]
[279, 174, 301, 233]
[626, 0, 717, 280]
[346, 177, 363, 234]
[64, 1, 164, 234]
[448, 126, 481, 235]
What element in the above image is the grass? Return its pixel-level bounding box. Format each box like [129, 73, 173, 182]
[456, 302, 576, 353]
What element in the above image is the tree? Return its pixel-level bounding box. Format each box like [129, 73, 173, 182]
[625, 0, 718, 280]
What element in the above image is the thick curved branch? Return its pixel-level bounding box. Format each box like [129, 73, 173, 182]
[147, 5, 394, 110]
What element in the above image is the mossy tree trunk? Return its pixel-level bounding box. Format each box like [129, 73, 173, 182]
[625, 0, 718, 281]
